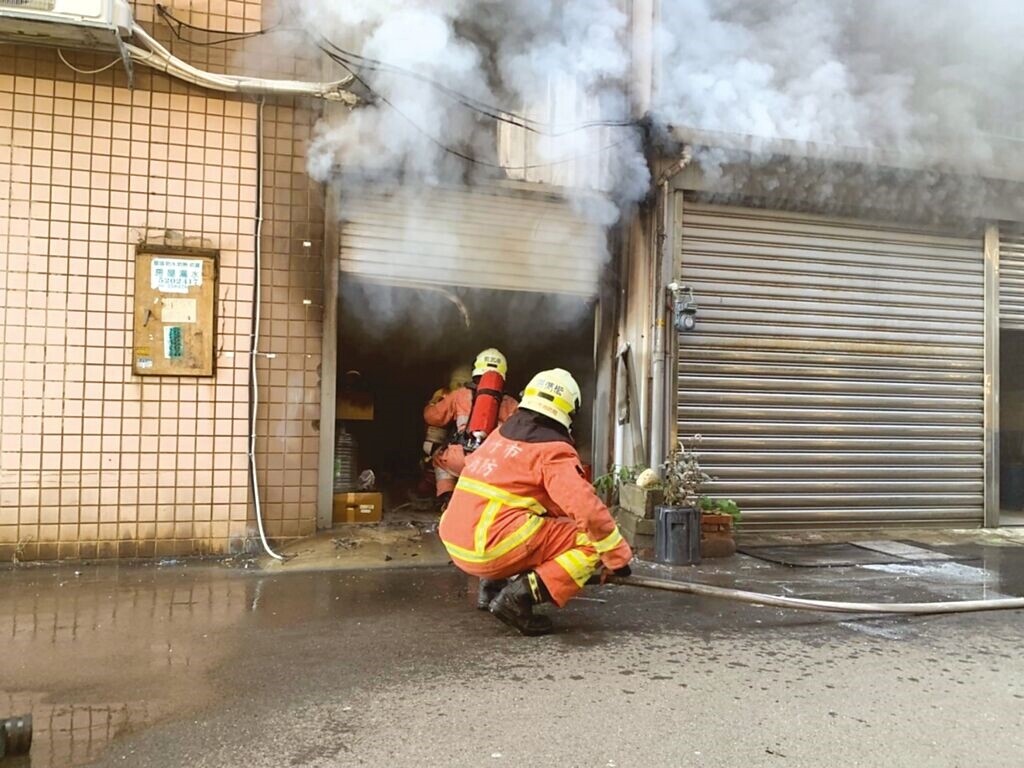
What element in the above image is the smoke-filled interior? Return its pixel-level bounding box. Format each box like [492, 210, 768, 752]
[1000, 329, 1024, 519]
[337, 278, 596, 512]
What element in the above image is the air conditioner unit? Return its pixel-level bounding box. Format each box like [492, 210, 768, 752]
[0, 0, 133, 51]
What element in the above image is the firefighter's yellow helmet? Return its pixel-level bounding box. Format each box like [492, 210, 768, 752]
[519, 368, 581, 429]
[448, 364, 474, 391]
[472, 348, 508, 378]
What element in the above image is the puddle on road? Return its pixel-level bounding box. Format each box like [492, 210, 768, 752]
[0, 694, 155, 768]
[0, 568, 255, 767]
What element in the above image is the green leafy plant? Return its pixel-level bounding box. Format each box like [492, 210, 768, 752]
[593, 464, 646, 503]
[698, 496, 742, 522]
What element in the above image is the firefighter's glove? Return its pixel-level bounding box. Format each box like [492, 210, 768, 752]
[591, 564, 632, 585]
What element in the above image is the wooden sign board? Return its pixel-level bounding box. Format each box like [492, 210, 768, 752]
[133, 245, 218, 377]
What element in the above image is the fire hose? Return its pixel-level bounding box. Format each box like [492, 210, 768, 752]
[608, 574, 1024, 615]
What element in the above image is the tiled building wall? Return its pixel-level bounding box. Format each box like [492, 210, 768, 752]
[0, 0, 326, 559]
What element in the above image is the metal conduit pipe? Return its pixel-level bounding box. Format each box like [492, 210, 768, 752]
[127, 25, 359, 103]
[611, 574, 1024, 615]
[649, 151, 691, 475]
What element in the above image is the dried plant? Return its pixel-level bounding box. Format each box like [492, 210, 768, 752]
[662, 436, 712, 507]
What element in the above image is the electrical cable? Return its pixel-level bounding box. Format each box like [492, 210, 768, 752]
[249, 95, 285, 562]
[323, 49, 634, 171]
[610, 574, 1024, 615]
[57, 49, 121, 75]
[156, 3, 285, 46]
[154, 5, 640, 136]
[319, 38, 638, 137]
[127, 25, 358, 103]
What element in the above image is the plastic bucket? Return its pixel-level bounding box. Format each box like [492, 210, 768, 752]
[654, 505, 701, 566]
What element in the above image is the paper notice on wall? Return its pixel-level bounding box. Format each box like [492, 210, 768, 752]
[164, 326, 184, 360]
[152, 258, 203, 293]
[162, 297, 198, 323]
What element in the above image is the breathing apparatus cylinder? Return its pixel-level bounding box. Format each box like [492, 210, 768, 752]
[465, 370, 505, 449]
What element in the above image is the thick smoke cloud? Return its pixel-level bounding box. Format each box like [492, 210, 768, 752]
[302, 0, 648, 229]
[656, 0, 1024, 164]
[300, 0, 1024, 270]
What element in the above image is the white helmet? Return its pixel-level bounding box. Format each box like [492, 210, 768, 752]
[473, 348, 508, 378]
[519, 368, 581, 429]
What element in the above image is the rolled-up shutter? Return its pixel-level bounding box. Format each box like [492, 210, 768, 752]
[999, 235, 1024, 329]
[677, 203, 984, 528]
[339, 184, 606, 297]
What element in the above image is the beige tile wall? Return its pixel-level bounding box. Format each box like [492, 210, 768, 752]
[0, 0, 325, 560]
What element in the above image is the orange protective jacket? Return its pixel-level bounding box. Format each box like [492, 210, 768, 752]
[438, 412, 633, 576]
[423, 386, 518, 434]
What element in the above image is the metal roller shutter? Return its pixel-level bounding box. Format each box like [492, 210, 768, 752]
[338, 184, 606, 297]
[999, 235, 1024, 329]
[677, 203, 985, 528]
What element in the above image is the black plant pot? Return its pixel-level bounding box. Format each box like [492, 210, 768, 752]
[654, 505, 701, 566]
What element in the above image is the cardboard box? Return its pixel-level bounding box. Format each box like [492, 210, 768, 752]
[337, 391, 374, 421]
[333, 492, 382, 525]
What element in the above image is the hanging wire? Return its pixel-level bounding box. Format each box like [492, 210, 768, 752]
[318, 37, 638, 137]
[153, 4, 639, 137]
[57, 49, 121, 75]
[320, 48, 636, 171]
[155, 3, 285, 46]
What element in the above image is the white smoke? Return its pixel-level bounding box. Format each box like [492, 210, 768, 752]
[297, 0, 1024, 264]
[655, 0, 1024, 167]
[302, 0, 649, 228]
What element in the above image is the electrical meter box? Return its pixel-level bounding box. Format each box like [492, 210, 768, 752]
[133, 245, 218, 377]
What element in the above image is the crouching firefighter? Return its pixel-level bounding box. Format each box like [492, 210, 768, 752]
[424, 348, 518, 505]
[439, 369, 633, 636]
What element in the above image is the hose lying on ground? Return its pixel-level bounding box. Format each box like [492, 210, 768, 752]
[610, 574, 1024, 615]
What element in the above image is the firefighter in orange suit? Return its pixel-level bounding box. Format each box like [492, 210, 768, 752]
[439, 368, 634, 636]
[424, 348, 518, 501]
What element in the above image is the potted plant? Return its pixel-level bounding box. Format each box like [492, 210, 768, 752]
[593, 464, 644, 507]
[660, 437, 740, 560]
[654, 438, 710, 565]
[698, 496, 741, 558]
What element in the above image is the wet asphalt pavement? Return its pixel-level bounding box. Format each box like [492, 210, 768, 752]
[3, 549, 1024, 768]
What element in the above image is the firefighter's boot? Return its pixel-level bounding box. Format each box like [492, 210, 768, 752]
[489, 572, 553, 636]
[477, 578, 508, 610]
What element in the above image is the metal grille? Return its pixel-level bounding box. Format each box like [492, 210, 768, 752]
[999, 235, 1024, 329]
[338, 184, 606, 297]
[678, 203, 985, 528]
[0, 0, 56, 9]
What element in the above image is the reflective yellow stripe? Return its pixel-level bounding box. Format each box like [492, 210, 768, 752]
[523, 386, 575, 416]
[475, 500, 501, 555]
[455, 476, 547, 516]
[443, 477, 550, 565]
[594, 527, 624, 554]
[443, 514, 545, 564]
[554, 547, 600, 587]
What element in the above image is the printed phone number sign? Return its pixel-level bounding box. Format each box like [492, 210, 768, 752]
[151, 258, 203, 294]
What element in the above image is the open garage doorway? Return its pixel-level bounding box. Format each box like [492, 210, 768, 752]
[1000, 328, 1024, 525]
[334, 277, 597, 524]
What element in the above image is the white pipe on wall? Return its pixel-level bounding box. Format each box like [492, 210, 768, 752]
[128, 25, 359, 103]
[649, 152, 691, 476]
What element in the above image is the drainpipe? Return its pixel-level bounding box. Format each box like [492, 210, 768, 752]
[649, 149, 691, 476]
